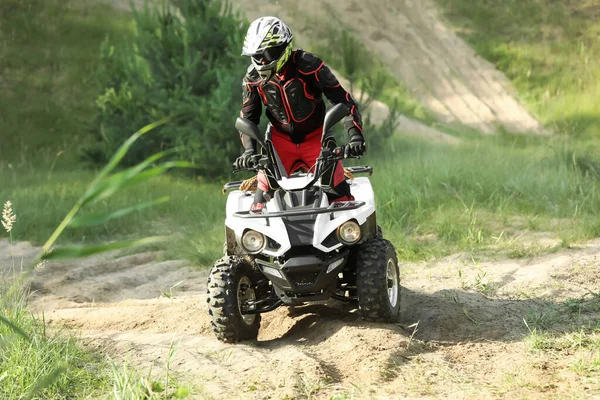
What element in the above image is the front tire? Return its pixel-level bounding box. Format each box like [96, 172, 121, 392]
[356, 238, 400, 322]
[207, 256, 261, 342]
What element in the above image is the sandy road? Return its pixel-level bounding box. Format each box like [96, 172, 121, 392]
[1, 236, 594, 398]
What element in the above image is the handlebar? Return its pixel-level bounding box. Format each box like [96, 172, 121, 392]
[321, 146, 362, 162]
[233, 146, 361, 175]
[233, 154, 270, 174]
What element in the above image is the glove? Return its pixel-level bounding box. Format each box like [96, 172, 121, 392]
[347, 129, 366, 157]
[234, 149, 255, 170]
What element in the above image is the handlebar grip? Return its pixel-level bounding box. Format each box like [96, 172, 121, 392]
[334, 146, 360, 160]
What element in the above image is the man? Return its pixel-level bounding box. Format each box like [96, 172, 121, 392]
[234, 17, 366, 212]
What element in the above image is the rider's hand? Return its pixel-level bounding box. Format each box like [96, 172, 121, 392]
[347, 129, 366, 157]
[234, 149, 255, 169]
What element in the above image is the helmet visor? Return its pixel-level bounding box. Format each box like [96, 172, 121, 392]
[252, 44, 287, 64]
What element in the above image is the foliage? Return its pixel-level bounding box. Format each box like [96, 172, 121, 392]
[8, 131, 600, 265]
[0, 281, 111, 399]
[368, 133, 600, 260]
[0, 205, 112, 398]
[0, 96, 195, 400]
[0, 0, 133, 167]
[0, 165, 226, 265]
[0, 264, 191, 399]
[86, 0, 249, 178]
[37, 117, 202, 261]
[0, 3, 196, 396]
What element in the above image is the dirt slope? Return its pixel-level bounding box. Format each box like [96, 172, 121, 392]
[99, 0, 459, 144]
[104, 0, 545, 136]
[230, 0, 546, 135]
[2, 236, 593, 399]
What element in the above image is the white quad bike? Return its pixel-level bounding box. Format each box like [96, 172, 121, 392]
[207, 104, 400, 343]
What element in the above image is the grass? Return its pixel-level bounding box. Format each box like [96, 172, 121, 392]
[0, 2, 196, 397]
[0, 283, 112, 398]
[0, 0, 134, 167]
[0, 0, 235, 268]
[0, 234, 111, 399]
[297, 374, 327, 400]
[0, 288, 193, 399]
[525, 325, 600, 383]
[0, 2, 131, 394]
[0, 199, 194, 398]
[368, 133, 600, 260]
[522, 291, 600, 386]
[8, 129, 600, 265]
[0, 166, 226, 266]
[435, 0, 600, 138]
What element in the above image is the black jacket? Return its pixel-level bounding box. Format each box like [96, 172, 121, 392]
[240, 50, 363, 149]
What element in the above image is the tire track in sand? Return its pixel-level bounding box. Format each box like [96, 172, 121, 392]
[9, 235, 599, 398]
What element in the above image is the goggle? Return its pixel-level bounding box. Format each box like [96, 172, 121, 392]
[252, 44, 286, 64]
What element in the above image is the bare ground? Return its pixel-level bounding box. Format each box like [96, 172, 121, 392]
[229, 0, 546, 135]
[103, 0, 547, 137]
[1, 236, 596, 399]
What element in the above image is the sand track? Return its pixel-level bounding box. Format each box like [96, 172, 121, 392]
[0, 235, 593, 398]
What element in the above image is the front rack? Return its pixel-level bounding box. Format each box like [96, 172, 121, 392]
[345, 166, 373, 175]
[233, 201, 366, 219]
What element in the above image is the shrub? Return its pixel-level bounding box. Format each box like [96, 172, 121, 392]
[85, 0, 249, 178]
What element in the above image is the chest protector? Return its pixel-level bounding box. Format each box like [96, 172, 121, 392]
[258, 64, 322, 125]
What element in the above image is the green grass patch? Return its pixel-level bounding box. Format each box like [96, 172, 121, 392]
[7, 132, 600, 264]
[0, 166, 226, 267]
[435, 0, 600, 138]
[526, 327, 600, 376]
[0, 271, 112, 398]
[367, 133, 600, 260]
[0, 0, 134, 166]
[522, 292, 600, 382]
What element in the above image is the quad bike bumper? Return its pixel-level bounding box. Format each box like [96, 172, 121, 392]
[255, 252, 348, 305]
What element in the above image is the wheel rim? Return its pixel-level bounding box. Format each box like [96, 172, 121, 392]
[386, 258, 399, 307]
[238, 276, 256, 325]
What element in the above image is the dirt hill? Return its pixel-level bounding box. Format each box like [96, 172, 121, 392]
[229, 0, 546, 135]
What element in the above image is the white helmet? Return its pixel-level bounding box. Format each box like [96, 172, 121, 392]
[242, 17, 293, 81]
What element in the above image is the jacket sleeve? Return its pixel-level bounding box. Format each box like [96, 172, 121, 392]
[298, 52, 363, 135]
[239, 66, 263, 151]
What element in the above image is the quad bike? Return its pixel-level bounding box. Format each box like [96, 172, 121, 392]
[207, 104, 400, 343]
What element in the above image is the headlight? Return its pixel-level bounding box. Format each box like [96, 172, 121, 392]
[242, 230, 265, 253]
[337, 220, 361, 245]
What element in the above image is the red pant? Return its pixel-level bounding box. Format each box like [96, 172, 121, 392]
[257, 126, 345, 192]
